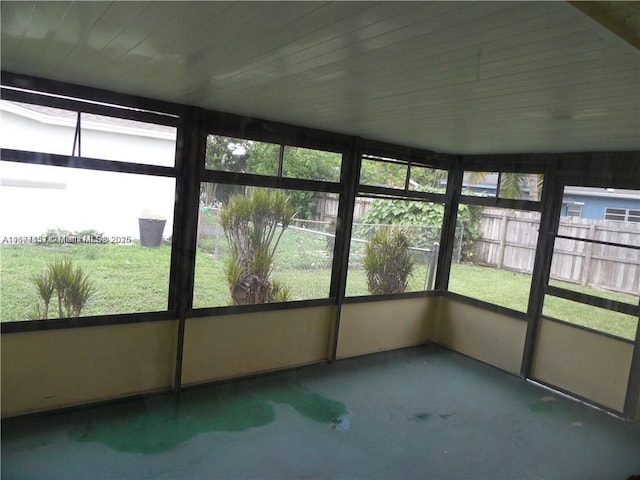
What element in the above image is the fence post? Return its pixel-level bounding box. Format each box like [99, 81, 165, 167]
[426, 242, 440, 291]
[579, 223, 596, 286]
[456, 224, 464, 263]
[196, 207, 202, 248]
[497, 211, 508, 269]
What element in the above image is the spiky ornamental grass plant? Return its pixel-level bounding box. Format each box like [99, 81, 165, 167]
[219, 189, 295, 305]
[364, 227, 414, 295]
[30, 258, 97, 319]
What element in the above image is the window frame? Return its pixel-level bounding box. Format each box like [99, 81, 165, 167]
[565, 203, 583, 217]
[343, 145, 450, 302]
[444, 157, 549, 317]
[0, 85, 184, 332]
[604, 207, 640, 223]
[190, 117, 351, 315]
[540, 183, 640, 341]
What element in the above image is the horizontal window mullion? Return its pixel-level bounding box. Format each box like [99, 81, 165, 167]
[1, 74, 184, 122]
[188, 298, 336, 318]
[361, 154, 406, 166]
[459, 194, 541, 211]
[358, 185, 446, 202]
[441, 291, 530, 320]
[359, 140, 451, 170]
[553, 233, 640, 251]
[1, 149, 176, 177]
[200, 170, 342, 193]
[0, 310, 177, 334]
[343, 290, 437, 304]
[201, 118, 350, 154]
[461, 155, 551, 173]
[539, 315, 636, 345]
[545, 285, 639, 316]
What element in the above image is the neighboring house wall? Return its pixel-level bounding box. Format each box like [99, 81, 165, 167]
[0, 103, 177, 239]
[562, 193, 640, 221]
[461, 178, 638, 222]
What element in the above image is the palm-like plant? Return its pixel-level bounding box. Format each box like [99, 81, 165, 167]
[466, 171, 543, 201]
[31, 258, 96, 319]
[499, 173, 543, 201]
[64, 265, 97, 317]
[364, 227, 414, 295]
[220, 189, 295, 305]
[31, 271, 55, 319]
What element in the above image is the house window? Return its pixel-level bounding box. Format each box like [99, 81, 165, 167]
[604, 207, 640, 223]
[566, 203, 583, 217]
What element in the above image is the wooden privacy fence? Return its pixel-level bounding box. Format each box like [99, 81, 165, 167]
[315, 192, 372, 222]
[471, 209, 640, 296]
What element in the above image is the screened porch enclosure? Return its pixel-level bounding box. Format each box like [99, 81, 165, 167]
[1, 1, 639, 478]
[1, 75, 638, 424]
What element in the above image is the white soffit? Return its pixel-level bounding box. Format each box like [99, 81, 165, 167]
[1, 1, 639, 154]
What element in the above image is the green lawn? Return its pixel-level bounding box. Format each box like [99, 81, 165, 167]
[449, 263, 533, 313]
[2, 243, 637, 340]
[1, 243, 171, 321]
[449, 263, 638, 340]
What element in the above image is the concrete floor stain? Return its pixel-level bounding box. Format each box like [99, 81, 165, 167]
[257, 383, 347, 425]
[412, 412, 432, 421]
[68, 382, 346, 454]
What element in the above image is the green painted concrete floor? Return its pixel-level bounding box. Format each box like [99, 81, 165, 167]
[2, 345, 639, 479]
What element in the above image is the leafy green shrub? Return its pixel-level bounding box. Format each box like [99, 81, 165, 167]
[220, 189, 296, 305]
[364, 227, 414, 295]
[358, 197, 482, 261]
[270, 279, 292, 303]
[30, 258, 97, 319]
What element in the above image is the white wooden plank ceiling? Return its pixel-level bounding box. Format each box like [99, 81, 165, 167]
[1, 1, 638, 154]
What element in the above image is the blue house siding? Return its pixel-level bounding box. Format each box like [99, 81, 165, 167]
[562, 194, 640, 220]
[458, 179, 638, 221]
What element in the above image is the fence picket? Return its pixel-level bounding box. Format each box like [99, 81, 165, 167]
[473, 209, 640, 295]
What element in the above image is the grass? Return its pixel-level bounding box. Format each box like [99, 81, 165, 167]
[449, 263, 638, 340]
[2, 240, 637, 340]
[449, 263, 533, 313]
[542, 296, 637, 340]
[1, 243, 171, 321]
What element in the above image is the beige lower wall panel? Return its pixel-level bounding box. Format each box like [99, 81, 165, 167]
[532, 319, 632, 412]
[1, 320, 177, 417]
[336, 297, 434, 359]
[181, 306, 333, 386]
[432, 298, 526, 374]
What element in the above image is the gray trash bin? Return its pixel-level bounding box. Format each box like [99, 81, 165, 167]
[138, 209, 166, 247]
